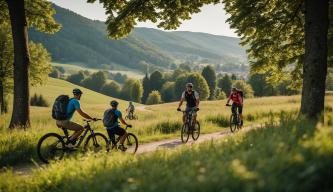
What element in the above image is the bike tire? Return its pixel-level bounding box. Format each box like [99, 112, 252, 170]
[192, 121, 201, 141]
[37, 133, 65, 164]
[84, 133, 109, 152]
[229, 115, 237, 133]
[181, 123, 190, 143]
[124, 133, 138, 154]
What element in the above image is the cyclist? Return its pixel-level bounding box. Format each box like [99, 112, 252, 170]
[177, 83, 200, 127]
[103, 100, 132, 151]
[56, 88, 95, 147]
[126, 101, 135, 118]
[226, 87, 244, 126]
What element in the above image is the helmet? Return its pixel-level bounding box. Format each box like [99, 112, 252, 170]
[73, 88, 83, 95]
[129, 101, 132, 104]
[186, 83, 193, 88]
[110, 100, 119, 107]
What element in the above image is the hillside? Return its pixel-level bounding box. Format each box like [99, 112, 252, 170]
[29, 4, 247, 72]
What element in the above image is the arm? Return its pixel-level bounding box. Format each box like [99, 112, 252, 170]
[226, 93, 232, 104]
[196, 98, 200, 108]
[238, 94, 243, 106]
[119, 117, 130, 126]
[76, 109, 93, 119]
[178, 97, 185, 109]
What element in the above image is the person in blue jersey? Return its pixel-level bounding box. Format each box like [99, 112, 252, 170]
[56, 88, 95, 147]
[103, 100, 132, 151]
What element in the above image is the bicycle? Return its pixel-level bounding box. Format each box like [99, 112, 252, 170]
[108, 125, 138, 154]
[125, 112, 138, 120]
[37, 119, 109, 164]
[226, 104, 242, 132]
[178, 108, 200, 143]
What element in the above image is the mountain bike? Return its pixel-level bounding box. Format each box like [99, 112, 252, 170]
[108, 125, 138, 154]
[37, 119, 109, 164]
[125, 112, 138, 120]
[226, 104, 242, 132]
[178, 108, 200, 143]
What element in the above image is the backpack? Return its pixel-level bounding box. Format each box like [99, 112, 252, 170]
[52, 95, 69, 120]
[238, 90, 244, 98]
[103, 109, 117, 127]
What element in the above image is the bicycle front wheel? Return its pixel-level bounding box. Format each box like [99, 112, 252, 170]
[37, 133, 65, 164]
[192, 121, 200, 141]
[84, 133, 109, 152]
[230, 115, 238, 133]
[181, 124, 190, 143]
[124, 133, 138, 154]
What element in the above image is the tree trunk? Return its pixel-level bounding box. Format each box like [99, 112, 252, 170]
[301, 0, 329, 120]
[6, 0, 30, 128]
[0, 80, 5, 114]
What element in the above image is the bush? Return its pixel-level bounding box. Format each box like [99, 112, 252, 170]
[175, 73, 210, 100]
[48, 68, 60, 78]
[146, 90, 162, 105]
[100, 81, 121, 97]
[30, 94, 48, 107]
[161, 82, 176, 102]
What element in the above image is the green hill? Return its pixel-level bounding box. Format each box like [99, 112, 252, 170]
[29, 4, 247, 71]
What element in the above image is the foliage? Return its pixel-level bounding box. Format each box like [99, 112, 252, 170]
[175, 73, 210, 101]
[215, 88, 226, 100]
[81, 71, 107, 92]
[121, 79, 143, 102]
[30, 94, 48, 107]
[248, 73, 276, 97]
[201, 65, 217, 100]
[149, 71, 165, 92]
[218, 74, 232, 96]
[142, 73, 150, 103]
[232, 80, 254, 98]
[146, 90, 162, 105]
[67, 71, 85, 85]
[110, 72, 128, 84]
[160, 82, 176, 102]
[327, 69, 333, 91]
[49, 67, 60, 78]
[100, 81, 121, 98]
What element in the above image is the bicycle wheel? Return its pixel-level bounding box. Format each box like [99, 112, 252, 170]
[229, 114, 237, 133]
[181, 123, 190, 143]
[192, 121, 200, 141]
[37, 133, 65, 164]
[84, 133, 109, 152]
[123, 133, 138, 154]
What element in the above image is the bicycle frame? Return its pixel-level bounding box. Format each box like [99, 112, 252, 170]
[61, 121, 95, 147]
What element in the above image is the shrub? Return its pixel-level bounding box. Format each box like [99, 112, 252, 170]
[146, 90, 162, 105]
[30, 94, 48, 107]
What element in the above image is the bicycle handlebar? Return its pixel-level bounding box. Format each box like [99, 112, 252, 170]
[83, 118, 101, 122]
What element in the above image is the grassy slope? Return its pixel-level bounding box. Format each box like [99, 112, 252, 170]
[0, 78, 332, 167]
[1, 113, 333, 191]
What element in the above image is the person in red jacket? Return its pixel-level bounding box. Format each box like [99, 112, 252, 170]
[226, 87, 243, 126]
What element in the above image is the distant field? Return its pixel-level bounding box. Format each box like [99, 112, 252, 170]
[52, 63, 144, 79]
[0, 77, 332, 167]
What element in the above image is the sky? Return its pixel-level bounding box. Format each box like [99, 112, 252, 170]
[49, 0, 238, 37]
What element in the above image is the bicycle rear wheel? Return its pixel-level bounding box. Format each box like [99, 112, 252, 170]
[123, 133, 138, 154]
[181, 123, 190, 143]
[37, 133, 65, 164]
[84, 133, 109, 152]
[230, 115, 238, 133]
[192, 121, 200, 140]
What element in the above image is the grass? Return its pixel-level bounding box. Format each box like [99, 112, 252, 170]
[0, 78, 332, 167]
[52, 62, 144, 79]
[1, 112, 333, 191]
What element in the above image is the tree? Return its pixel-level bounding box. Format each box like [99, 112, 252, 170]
[100, 81, 121, 98]
[142, 73, 150, 103]
[121, 79, 143, 102]
[146, 90, 162, 105]
[49, 67, 60, 78]
[1, 0, 60, 128]
[149, 70, 164, 92]
[231, 74, 237, 80]
[218, 75, 232, 96]
[161, 82, 176, 102]
[67, 71, 85, 85]
[201, 65, 217, 100]
[81, 71, 107, 92]
[0, 23, 51, 115]
[175, 73, 210, 100]
[223, 0, 332, 119]
[232, 80, 254, 98]
[248, 73, 276, 97]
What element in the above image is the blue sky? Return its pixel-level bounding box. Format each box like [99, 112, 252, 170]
[49, 0, 237, 37]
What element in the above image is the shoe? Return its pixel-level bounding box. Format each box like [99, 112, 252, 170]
[118, 145, 127, 152]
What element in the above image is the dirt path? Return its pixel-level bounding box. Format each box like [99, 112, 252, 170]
[13, 124, 259, 175]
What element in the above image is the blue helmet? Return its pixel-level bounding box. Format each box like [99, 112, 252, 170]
[110, 100, 119, 107]
[73, 88, 83, 95]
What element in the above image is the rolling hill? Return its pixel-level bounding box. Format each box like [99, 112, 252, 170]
[29, 4, 247, 72]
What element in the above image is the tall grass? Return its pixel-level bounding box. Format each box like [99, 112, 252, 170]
[1, 112, 333, 191]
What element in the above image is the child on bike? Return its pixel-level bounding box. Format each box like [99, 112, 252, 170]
[103, 100, 132, 151]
